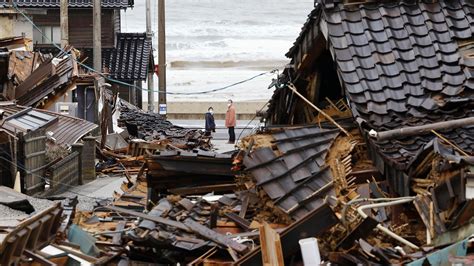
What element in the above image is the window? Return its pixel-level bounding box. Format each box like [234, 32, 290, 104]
[33, 26, 61, 44]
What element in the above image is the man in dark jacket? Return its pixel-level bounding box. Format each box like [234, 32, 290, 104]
[205, 107, 216, 136]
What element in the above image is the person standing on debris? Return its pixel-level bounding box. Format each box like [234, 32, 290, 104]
[205, 107, 216, 136]
[225, 99, 236, 144]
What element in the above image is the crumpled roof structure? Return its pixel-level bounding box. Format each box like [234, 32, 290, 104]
[321, 0, 474, 170]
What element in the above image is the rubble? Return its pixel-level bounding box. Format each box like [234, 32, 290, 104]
[0, 0, 474, 264]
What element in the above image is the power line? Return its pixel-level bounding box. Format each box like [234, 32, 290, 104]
[236, 101, 269, 142]
[11, 2, 278, 96]
[0, 156, 110, 201]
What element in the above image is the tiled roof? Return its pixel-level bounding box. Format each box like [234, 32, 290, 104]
[36, 33, 152, 81]
[314, 0, 474, 170]
[244, 126, 339, 221]
[106, 33, 153, 81]
[6, 0, 133, 8]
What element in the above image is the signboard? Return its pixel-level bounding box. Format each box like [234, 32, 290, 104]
[159, 104, 167, 115]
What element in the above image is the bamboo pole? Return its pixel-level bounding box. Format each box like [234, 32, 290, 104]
[288, 83, 351, 137]
[431, 130, 470, 156]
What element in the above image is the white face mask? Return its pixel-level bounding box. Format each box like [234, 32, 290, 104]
[209, 110, 213, 114]
[227, 103, 231, 107]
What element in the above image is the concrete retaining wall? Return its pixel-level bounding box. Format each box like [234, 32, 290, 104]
[143, 101, 267, 120]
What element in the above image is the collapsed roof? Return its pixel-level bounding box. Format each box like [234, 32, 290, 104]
[270, 0, 474, 194]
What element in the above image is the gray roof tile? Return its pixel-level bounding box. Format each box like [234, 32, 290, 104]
[7, 0, 132, 8]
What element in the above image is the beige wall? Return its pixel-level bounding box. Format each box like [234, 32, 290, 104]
[0, 16, 14, 38]
[0, 14, 33, 50]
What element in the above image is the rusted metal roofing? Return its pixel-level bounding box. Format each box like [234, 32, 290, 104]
[243, 126, 339, 220]
[5, 0, 133, 8]
[0, 102, 96, 146]
[40, 109, 97, 145]
[15, 51, 78, 107]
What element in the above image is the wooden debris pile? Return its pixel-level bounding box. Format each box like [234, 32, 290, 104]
[68, 172, 291, 264]
[235, 124, 474, 265]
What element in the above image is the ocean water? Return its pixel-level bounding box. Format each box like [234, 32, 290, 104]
[121, 0, 314, 102]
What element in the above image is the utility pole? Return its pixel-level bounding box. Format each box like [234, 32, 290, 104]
[93, 0, 101, 72]
[146, 0, 154, 112]
[60, 0, 68, 47]
[158, 0, 167, 116]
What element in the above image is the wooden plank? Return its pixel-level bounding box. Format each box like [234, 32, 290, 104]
[239, 194, 249, 218]
[104, 205, 191, 232]
[259, 222, 284, 266]
[178, 198, 194, 211]
[168, 183, 237, 195]
[225, 213, 251, 231]
[184, 218, 248, 253]
[23, 249, 56, 266]
[112, 221, 126, 245]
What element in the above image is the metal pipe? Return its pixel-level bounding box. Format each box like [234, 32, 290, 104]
[356, 198, 419, 250]
[341, 197, 415, 227]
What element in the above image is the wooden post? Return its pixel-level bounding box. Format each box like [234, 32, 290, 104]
[259, 222, 284, 266]
[60, 0, 68, 47]
[93, 0, 101, 72]
[146, 0, 154, 112]
[158, 0, 167, 116]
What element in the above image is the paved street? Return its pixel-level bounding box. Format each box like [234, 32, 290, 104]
[171, 119, 260, 153]
[170, 119, 260, 141]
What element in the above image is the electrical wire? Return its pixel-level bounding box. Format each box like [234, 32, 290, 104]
[0, 156, 111, 201]
[236, 100, 269, 143]
[11, 2, 278, 96]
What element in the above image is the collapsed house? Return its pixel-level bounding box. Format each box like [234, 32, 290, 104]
[256, 0, 474, 264]
[1, 0, 474, 265]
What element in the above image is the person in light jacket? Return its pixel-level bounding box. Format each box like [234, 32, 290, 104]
[225, 99, 236, 144]
[205, 107, 216, 136]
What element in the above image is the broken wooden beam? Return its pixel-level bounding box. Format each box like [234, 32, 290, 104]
[236, 204, 339, 265]
[184, 218, 248, 253]
[225, 212, 251, 230]
[104, 205, 191, 232]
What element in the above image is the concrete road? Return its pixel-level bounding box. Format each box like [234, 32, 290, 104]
[170, 119, 260, 141]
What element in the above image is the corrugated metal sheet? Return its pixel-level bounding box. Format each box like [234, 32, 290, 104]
[244, 126, 339, 220]
[41, 109, 97, 146]
[0, 102, 97, 146]
[15, 52, 77, 107]
[2, 109, 56, 133]
[7, 0, 133, 8]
